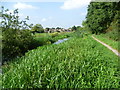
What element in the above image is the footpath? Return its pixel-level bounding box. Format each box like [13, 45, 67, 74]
[92, 36, 120, 57]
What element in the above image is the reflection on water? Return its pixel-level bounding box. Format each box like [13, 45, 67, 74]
[53, 38, 69, 44]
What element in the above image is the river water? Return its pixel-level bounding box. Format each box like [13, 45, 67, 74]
[53, 38, 69, 44]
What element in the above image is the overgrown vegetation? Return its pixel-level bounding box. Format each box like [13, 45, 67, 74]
[1, 6, 35, 62]
[103, 18, 120, 41]
[1, 6, 81, 63]
[1, 6, 52, 63]
[32, 32, 70, 46]
[33, 31, 81, 45]
[2, 35, 119, 88]
[1, 1, 119, 88]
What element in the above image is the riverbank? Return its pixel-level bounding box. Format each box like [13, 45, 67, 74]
[2, 35, 119, 88]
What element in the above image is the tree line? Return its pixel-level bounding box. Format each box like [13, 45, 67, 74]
[85, 1, 120, 34]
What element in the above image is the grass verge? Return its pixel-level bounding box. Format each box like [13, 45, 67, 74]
[93, 34, 119, 52]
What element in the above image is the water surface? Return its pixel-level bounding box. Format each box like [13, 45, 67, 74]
[54, 38, 69, 44]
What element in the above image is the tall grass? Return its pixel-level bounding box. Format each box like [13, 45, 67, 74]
[33, 32, 74, 44]
[2, 36, 119, 88]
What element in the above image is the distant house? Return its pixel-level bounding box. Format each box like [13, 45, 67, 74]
[44, 28, 72, 33]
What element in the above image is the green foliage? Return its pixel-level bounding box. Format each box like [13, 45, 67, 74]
[56, 27, 62, 29]
[50, 32, 59, 37]
[1, 6, 35, 62]
[2, 29, 33, 61]
[72, 26, 90, 38]
[50, 33, 70, 42]
[45, 27, 50, 32]
[105, 14, 120, 41]
[71, 26, 77, 31]
[34, 32, 73, 44]
[34, 36, 52, 46]
[86, 2, 119, 34]
[2, 36, 119, 88]
[106, 30, 119, 41]
[31, 24, 44, 34]
[0, 72, 2, 89]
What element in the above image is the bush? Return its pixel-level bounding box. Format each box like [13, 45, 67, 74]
[33, 36, 51, 46]
[106, 30, 119, 41]
[0, 7, 36, 63]
[2, 28, 34, 62]
[105, 18, 119, 41]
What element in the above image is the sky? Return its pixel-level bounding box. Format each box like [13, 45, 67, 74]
[1, 0, 91, 29]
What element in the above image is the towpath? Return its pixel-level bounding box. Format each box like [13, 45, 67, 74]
[92, 36, 120, 57]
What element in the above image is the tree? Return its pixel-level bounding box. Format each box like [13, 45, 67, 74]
[86, 1, 119, 34]
[52, 27, 55, 29]
[0, 6, 30, 31]
[71, 26, 77, 31]
[56, 27, 61, 29]
[45, 27, 50, 32]
[1, 6, 34, 62]
[31, 24, 44, 33]
[76, 26, 81, 28]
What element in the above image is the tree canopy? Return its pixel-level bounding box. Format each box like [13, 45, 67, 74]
[31, 24, 44, 33]
[71, 26, 77, 31]
[86, 1, 120, 34]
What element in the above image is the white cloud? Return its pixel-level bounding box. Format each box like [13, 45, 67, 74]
[41, 17, 52, 22]
[80, 12, 87, 16]
[41, 18, 47, 22]
[18, 13, 24, 17]
[13, 2, 37, 9]
[61, 0, 91, 10]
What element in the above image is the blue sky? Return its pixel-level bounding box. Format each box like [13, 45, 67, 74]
[1, 0, 91, 29]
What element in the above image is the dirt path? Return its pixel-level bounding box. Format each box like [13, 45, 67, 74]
[92, 36, 120, 57]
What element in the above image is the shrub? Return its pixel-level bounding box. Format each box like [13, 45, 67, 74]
[2, 28, 34, 62]
[1, 6, 35, 63]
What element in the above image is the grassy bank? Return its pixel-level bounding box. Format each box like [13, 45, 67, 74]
[93, 34, 119, 52]
[33, 32, 73, 45]
[2, 35, 119, 88]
